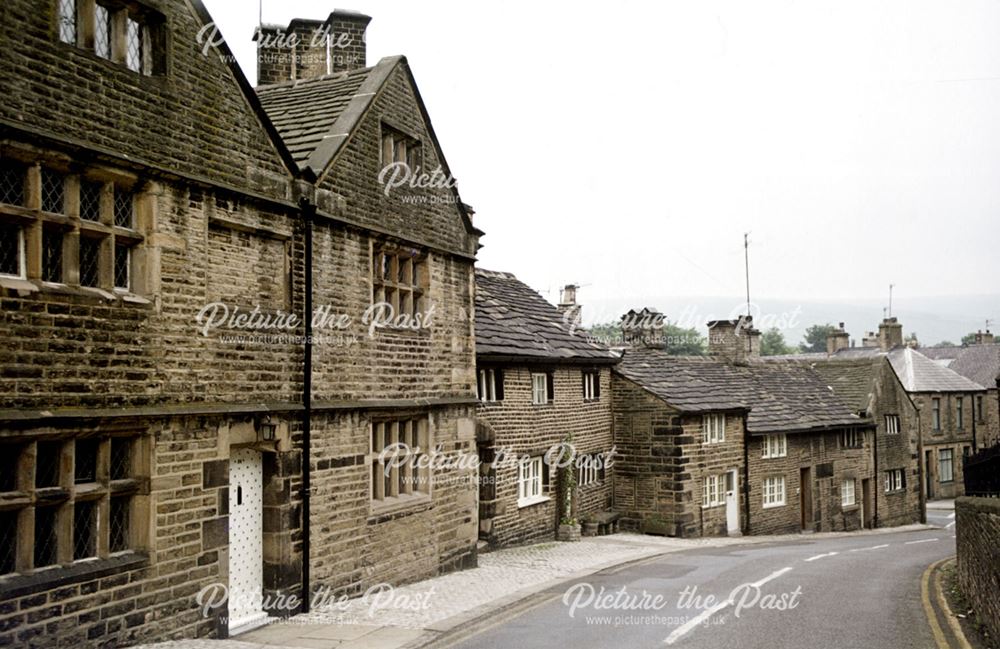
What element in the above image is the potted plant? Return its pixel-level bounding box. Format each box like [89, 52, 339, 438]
[581, 515, 599, 537]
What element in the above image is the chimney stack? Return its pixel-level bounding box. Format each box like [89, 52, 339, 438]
[255, 10, 371, 86]
[707, 315, 760, 365]
[557, 284, 581, 328]
[826, 322, 850, 356]
[877, 317, 903, 351]
[862, 331, 879, 348]
[974, 330, 995, 345]
[620, 308, 667, 349]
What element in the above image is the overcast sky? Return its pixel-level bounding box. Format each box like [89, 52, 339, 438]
[202, 0, 1000, 321]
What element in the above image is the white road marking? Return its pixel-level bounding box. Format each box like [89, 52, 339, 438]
[948, 513, 955, 519]
[945, 521, 955, 529]
[905, 538, 939, 545]
[804, 551, 839, 562]
[850, 544, 890, 552]
[664, 567, 793, 645]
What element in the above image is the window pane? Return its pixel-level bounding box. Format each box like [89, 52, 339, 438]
[80, 180, 102, 221]
[110, 496, 130, 552]
[0, 510, 16, 574]
[74, 439, 98, 484]
[0, 223, 22, 278]
[58, 0, 76, 44]
[114, 243, 129, 289]
[94, 4, 110, 59]
[79, 237, 101, 287]
[34, 506, 59, 567]
[36, 441, 62, 488]
[73, 501, 97, 560]
[0, 445, 18, 492]
[126, 19, 143, 73]
[110, 438, 131, 480]
[43, 228, 63, 283]
[0, 160, 25, 205]
[114, 187, 134, 228]
[41, 169, 65, 214]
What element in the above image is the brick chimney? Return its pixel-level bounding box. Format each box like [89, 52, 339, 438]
[974, 330, 995, 345]
[557, 284, 581, 329]
[826, 322, 850, 356]
[877, 317, 903, 351]
[707, 315, 760, 365]
[255, 10, 371, 86]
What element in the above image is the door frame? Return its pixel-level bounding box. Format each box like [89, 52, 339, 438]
[725, 469, 741, 536]
[799, 467, 813, 531]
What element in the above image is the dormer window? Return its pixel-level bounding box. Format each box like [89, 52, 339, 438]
[57, 1, 166, 76]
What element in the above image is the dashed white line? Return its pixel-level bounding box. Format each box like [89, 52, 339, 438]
[945, 522, 955, 529]
[905, 538, 939, 545]
[948, 513, 956, 519]
[850, 544, 890, 552]
[664, 567, 793, 645]
[804, 551, 839, 562]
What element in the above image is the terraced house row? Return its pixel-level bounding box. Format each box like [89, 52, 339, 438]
[1, 2, 998, 649]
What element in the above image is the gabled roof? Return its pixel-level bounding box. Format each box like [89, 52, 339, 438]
[947, 344, 1000, 387]
[255, 65, 376, 168]
[887, 347, 985, 393]
[474, 269, 618, 363]
[256, 56, 480, 236]
[806, 358, 881, 414]
[616, 349, 866, 434]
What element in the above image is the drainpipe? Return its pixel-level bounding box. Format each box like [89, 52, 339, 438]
[971, 393, 977, 454]
[916, 407, 926, 525]
[741, 411, 751, 535]
[872, 424, 878, 528]
[300, 198, 315, 612]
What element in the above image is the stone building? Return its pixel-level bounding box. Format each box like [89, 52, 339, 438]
[0, 3, 480, 647]
[929, 336, 1000, 450]
[473, 272, 617, 547]
[820, 318, 990, 501]
[804, 352, 923, 527]
[613, 317, 877, 537]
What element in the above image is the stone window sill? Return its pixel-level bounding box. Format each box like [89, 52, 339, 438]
[763, 501, 786, 509]
[517, 495, 551, 509]
[0, 551, 148, 600]
[370, 492, 432, 517]
[0, 278, 151, 305]
[842, 504, 859, 512]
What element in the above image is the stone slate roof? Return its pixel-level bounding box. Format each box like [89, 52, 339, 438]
[474, 269, 618, 363]
[256, 66, 373, 166]
[616, 348, 866, 434]
[806, 358, 881, 414]
[948, 344, 1000, 387]
[887, 347, 985, 393]
[916, 346, 962, 364]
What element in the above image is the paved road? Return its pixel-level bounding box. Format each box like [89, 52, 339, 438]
[452, 523, 955, 649]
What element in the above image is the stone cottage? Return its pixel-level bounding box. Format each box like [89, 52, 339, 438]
[473, 272, 617, 547]
[613, 317, 879, 537]
[0, 3, 481, 647]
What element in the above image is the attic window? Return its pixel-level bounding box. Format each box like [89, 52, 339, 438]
[380, 124, 422, 171]
[58, 1, 166, 76]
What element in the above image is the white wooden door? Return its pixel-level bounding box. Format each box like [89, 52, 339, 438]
[228, 448, 266, 634]
[725, 470, 741, 536]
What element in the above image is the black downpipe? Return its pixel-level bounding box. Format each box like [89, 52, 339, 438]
[971, 394, 978, 454]
[872, 425, 878, 528]
[742, 412, 751, 535]
[300, 199, 315, 613]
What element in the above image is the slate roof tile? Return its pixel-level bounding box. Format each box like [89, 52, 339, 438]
[474, 269, 617, 362]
